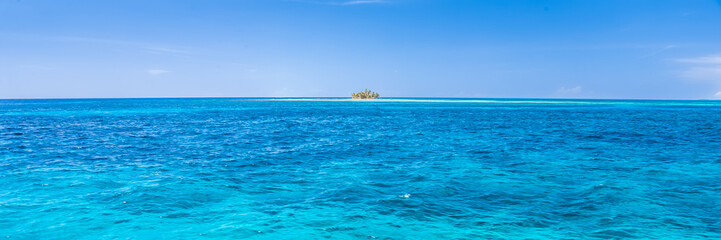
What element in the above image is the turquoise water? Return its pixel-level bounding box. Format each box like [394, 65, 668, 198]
[1, 98, 720, 239]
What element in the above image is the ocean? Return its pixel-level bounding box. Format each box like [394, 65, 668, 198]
[1, 98, 720, 239]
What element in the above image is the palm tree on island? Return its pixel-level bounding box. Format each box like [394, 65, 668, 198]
[352, 89, 380, 99]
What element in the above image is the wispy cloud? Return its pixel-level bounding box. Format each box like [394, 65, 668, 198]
[639, 44, 676, 59]
[18, 65, 56, 71]
[680, 66, 721, 80]
[677, 54, 721, 81]
[145, 47, 190, 54]
[287, 0, 387, 5]
[54, 36, 135, 45]
[556, 86, 582, 95]
[54, 36, 190, 56]
[147, 69, 170, 76]
[677, 55, 721, 65]
[342, 0, 384, 5]
[677, 54, 721, 98]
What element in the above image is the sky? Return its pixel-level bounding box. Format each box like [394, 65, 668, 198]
[1, 0, 721, 99]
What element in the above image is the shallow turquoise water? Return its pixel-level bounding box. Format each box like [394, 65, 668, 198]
[1, 98, 720, 239]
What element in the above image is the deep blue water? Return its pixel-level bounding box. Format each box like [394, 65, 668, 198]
[1, 98, 720, 239]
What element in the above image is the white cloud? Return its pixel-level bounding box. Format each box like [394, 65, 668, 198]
[708, 91, 721, 99]
[147, 69, 169, 76]
[556, 86, 582, 95]
[677, 54, 721, 99]
[677, 54, 721, 83]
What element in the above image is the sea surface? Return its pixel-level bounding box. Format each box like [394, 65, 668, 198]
[1, 98, 720, 239]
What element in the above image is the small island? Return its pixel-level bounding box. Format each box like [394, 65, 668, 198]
[352, 89, 380, 99]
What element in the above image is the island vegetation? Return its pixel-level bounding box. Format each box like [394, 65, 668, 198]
[352, 89, 380, 99]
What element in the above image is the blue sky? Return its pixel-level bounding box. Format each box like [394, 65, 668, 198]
[1, 0, 721, 99]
